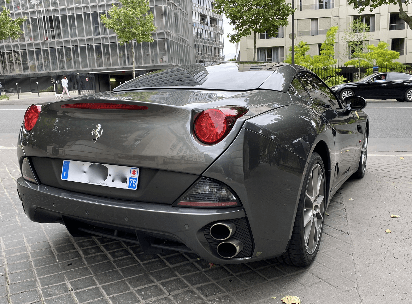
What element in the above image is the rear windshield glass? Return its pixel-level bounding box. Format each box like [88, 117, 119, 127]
[114, 63, 289, 92]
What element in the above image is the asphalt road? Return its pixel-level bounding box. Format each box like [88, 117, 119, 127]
[2, 98, 412, 152]
[1, 95, 412, 304]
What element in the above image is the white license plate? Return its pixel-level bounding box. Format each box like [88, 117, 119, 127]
[61, 160, 139, 190]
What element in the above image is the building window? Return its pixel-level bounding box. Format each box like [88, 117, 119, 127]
[311, 19, 318, 36]
[257, 47, 284, 62]
[259, 27, 284, 39]
[389, 13, 405, 30]
[299, 0, 302, 11]
[354, 15, 375, 32]
[348, 41, 365, 59]
[392, 38, 405, 55]
[318, 0, 334, 9]
[200, 14, 207, 25]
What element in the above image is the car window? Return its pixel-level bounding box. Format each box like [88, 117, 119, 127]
[298, 72, 341, 110]
[289, 77, 312, 104]
[372, 74, 387, 82]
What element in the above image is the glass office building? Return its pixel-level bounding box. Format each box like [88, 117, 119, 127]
[0, 0, 223, 92]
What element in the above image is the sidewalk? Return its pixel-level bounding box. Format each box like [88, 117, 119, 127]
[1, 142, 411, 303]
[0, 91, 84, 106]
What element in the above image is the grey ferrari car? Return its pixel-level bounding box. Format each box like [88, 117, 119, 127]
[17, 63, 368, 266]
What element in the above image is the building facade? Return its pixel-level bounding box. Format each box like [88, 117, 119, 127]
[239, 0, 412, 66]
[0, 0, 223, 92]
[192, 0, 224, 64]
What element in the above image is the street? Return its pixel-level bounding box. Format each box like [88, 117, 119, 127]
[1, 95, 412, 304]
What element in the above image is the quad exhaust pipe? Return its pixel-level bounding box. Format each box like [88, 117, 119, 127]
[210, 222, 236, 241]
[217, 239, 243, 259]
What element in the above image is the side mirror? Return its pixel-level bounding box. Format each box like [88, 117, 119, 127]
[345, 96, 366, 110]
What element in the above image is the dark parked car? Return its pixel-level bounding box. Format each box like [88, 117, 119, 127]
[331, 72, 412, 102]
[17, 63, 368, 266]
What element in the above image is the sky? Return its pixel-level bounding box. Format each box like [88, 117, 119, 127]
[222, 17, 237, 61]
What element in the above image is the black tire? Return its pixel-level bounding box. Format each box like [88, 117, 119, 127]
[353, 134, 368, 179]
[340, 89, 354, 100]
[405, 89, 412, 102]
[280, 152, 326, 267]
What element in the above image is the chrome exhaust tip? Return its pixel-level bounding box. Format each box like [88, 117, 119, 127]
[217, 239, 243, 259]
[210, 222, 236, 241]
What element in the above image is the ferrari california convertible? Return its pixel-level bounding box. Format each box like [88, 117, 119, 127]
[17, 63, 368, 266]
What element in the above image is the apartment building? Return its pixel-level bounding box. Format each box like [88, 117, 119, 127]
[239, 0, 412, 65]
[0, 0, 223, 92]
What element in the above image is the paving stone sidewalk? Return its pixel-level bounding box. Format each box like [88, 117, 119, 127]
[1, 136, 411, 304]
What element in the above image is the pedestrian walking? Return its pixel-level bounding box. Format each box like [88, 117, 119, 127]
[61, 76, 70, 97]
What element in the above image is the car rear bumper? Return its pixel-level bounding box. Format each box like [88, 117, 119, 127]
[17, 177, 255, 264]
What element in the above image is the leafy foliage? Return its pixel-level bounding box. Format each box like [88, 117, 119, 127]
[213, 0, 293, 60]
[342, 19, 370, 70]
[0, 7, 25, 40]
[347, 0, 412, 29]
[284, 41, 312, 68]
[345, 41, 405, 74]
[100, 0, 156, 45]
[285, 27, 346, 86]
[100, 0, 156, 79]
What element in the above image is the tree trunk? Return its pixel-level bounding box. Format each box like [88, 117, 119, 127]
[253, 32, 256, 61]
[398, 0, 412, 29]
[132, 42, 135, 79]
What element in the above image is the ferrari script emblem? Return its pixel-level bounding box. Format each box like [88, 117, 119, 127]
[91, 124, 103, 141]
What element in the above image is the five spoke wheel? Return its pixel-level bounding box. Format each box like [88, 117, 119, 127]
[303, 163, 325, 254]
[340, 89, 354, 100]
[281, 152, 326, 266]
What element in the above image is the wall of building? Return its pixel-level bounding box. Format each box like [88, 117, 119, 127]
[192, 0, 224, 64]
[0, 0, 223, 92]
[239, 0, 412, 65]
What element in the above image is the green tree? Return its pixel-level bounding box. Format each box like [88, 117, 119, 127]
[213, 0, 294, 61]
[345, 41, 405, 74]
[285, 26, 345, 86]
[347, 0, 412, 29]
[0, 7, 25, 41]
[342, 19, 370, 78]
[284, 41, 312, 68]
[100, 0, 156, 79]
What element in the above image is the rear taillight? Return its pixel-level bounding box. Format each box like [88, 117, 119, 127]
[24, 105, 42, 131]
[61, 103, 148, 110]
[175, 178, 240, 208]
[194, 107, 247, 145]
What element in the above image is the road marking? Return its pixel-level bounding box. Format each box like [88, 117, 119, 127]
[369, 154, 412, 156]
[367, 107, 412, 109]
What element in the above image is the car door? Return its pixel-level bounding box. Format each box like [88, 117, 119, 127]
[385, 73, 410, 99]
[298, 72, 363, 185]
[359, 74, 388, 98]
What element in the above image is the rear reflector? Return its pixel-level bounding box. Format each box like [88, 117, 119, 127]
[21, 157, 38, 184]
[175, 177, 240, 208]
[61, 103, 148, 110]
[24, 105, 42, 131]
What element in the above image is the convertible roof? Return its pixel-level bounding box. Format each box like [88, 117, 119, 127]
[114, 63, 298, 92]
[386, 72, 412, 81]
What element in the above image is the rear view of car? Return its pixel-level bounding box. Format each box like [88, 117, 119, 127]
[16, 63, 368, 266]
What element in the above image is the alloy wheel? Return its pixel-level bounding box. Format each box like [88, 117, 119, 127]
[303, 163, 325, 254]
[340, 89, 354, 100]
[360, 137, 368, 174]
[406, 89, 412, 102]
